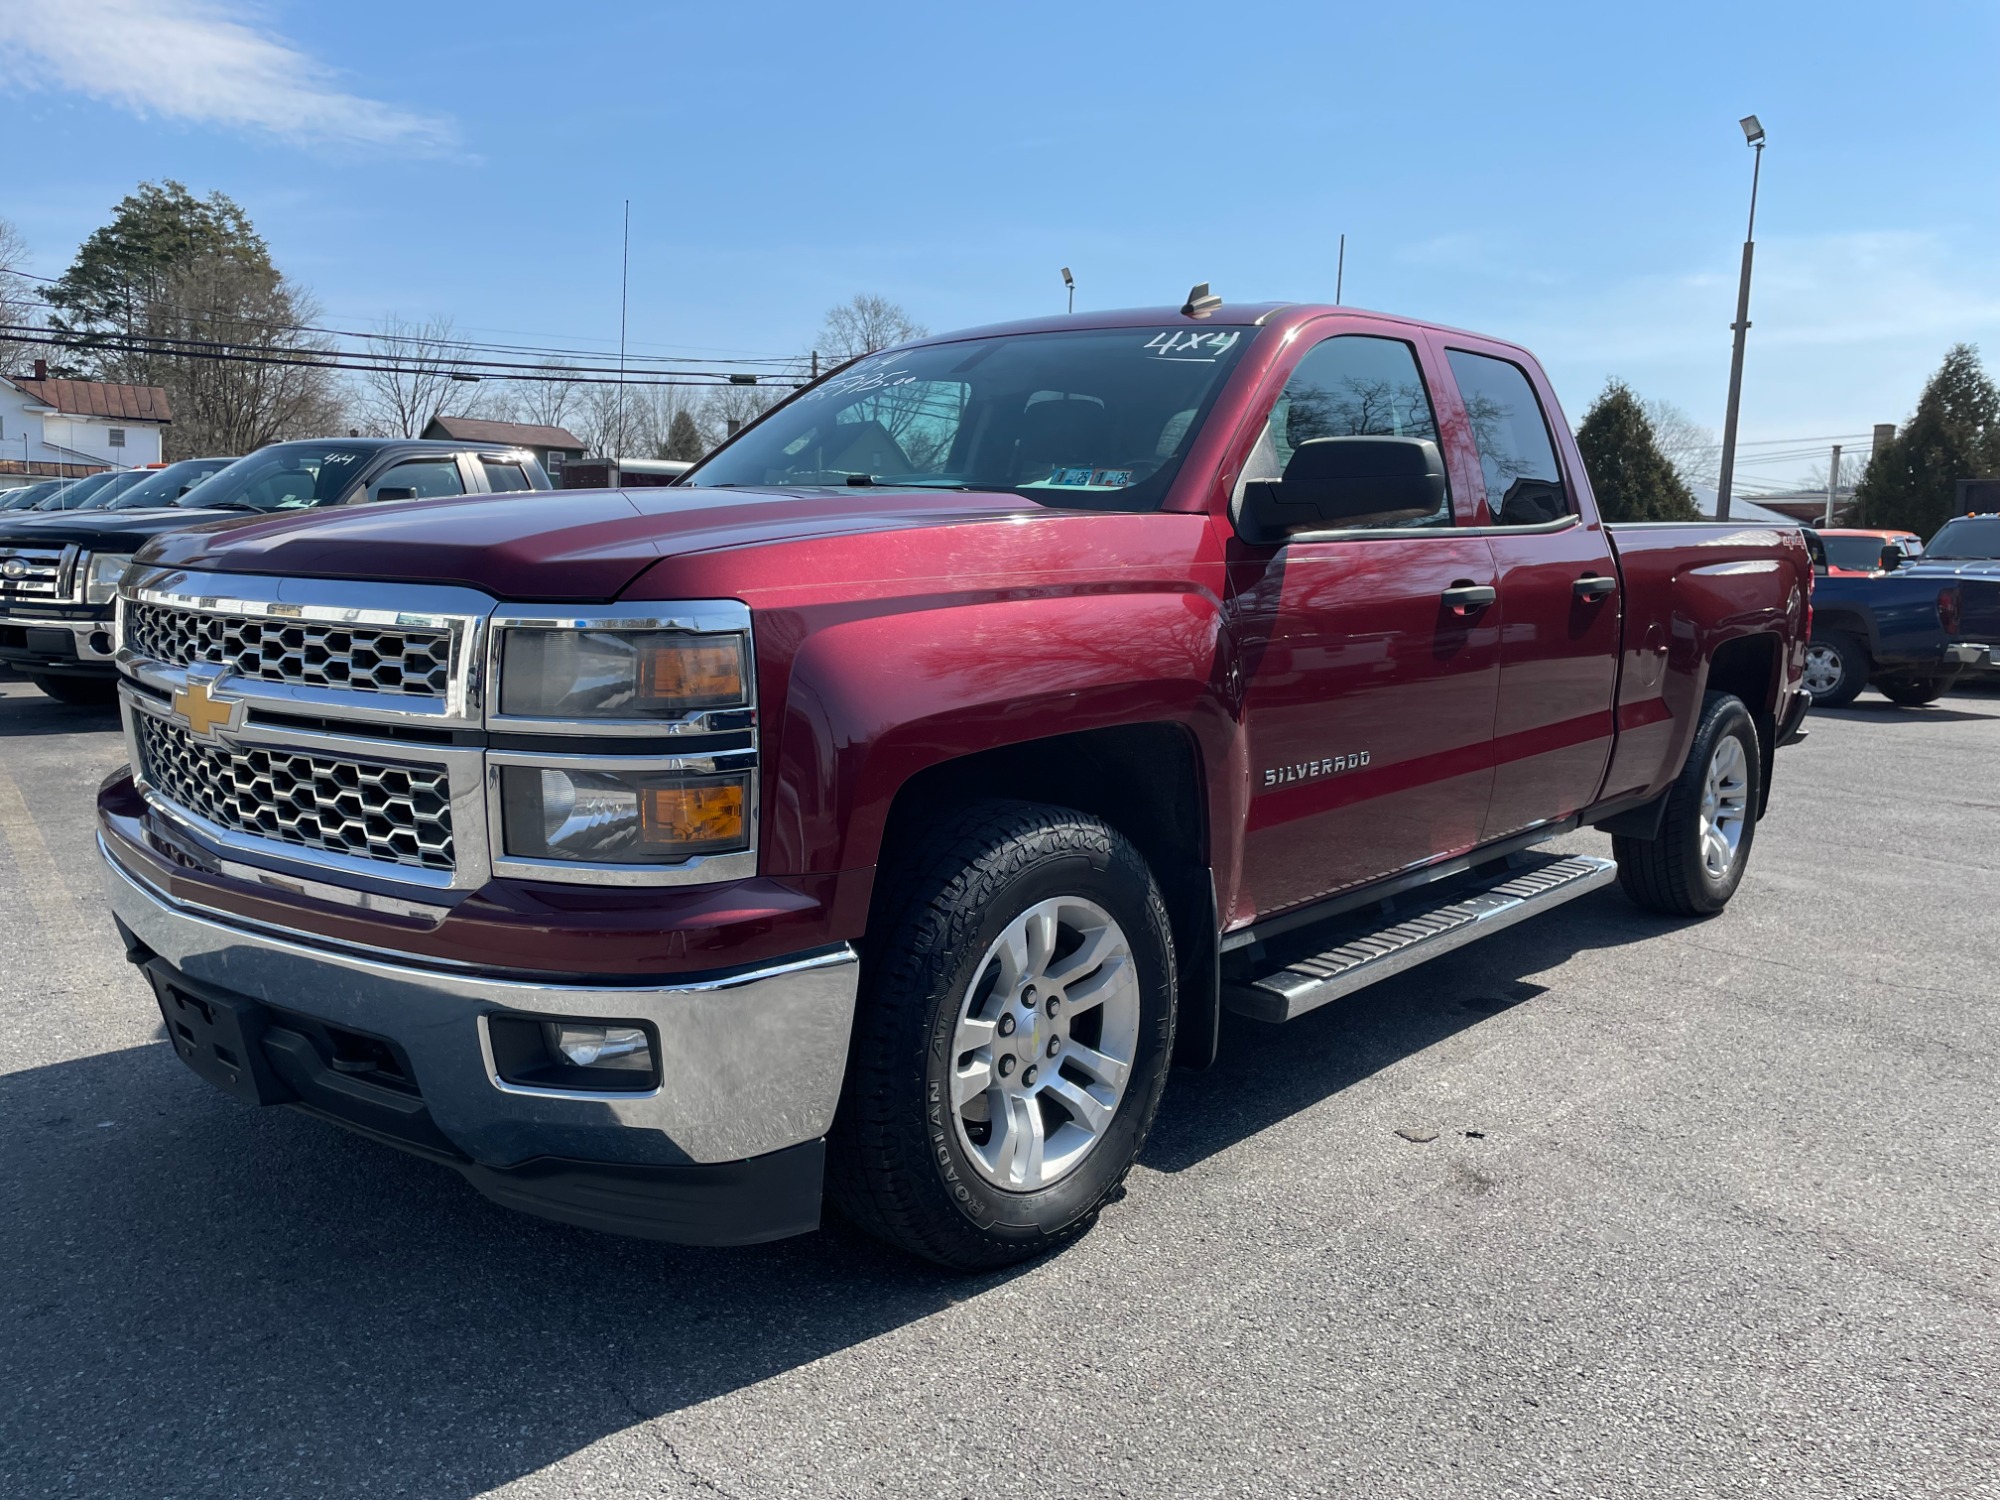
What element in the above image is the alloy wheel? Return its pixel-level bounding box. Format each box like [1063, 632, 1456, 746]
[948, 897, 1141, 1192]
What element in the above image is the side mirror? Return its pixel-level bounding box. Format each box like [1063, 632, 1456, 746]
[1879, 543, 1905, 571]
[374, 486, 420, 503]
[1236, 436, 1448, 544]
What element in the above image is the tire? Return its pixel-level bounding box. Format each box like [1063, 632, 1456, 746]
[1614, 691, 1761, 918]
[1876, 673, 1955, 707]
[29, 673, 118, 706]
[827, 800, 1176, 1270]
[1801, 632, 1867, 707]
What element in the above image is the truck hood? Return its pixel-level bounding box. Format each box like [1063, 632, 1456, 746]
[0, 507, 245, 552]
[135, 486, 1052, 600]
[1904, 559, 2000, 579]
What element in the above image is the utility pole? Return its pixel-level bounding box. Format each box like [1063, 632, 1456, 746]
[1336, 234, 1346, 304]
[1715, 116, 1766, 521]
[1822, 443, 1841, 526]
[615, 199, 630, 460]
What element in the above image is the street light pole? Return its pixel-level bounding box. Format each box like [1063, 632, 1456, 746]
[1061, 266, 1075, 315]
[1714, 116, 1766, 521]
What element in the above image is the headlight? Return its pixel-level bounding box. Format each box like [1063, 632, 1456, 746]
[499, 629, 747, 720]
[85, 553, 135, 604]
[499, 765, 750, 864]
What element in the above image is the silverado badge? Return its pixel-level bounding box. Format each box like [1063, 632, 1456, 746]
[1264, 751, 1371, 788]
[171, 675, 243, 741]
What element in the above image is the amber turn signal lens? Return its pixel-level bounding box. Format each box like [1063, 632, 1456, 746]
[639, 640, 745, 710]
[641, 780, 746, 850]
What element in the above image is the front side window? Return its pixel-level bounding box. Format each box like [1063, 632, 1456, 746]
[683, 325, 1256, 512]
[1445, 350, 1569, 526]
[1239, 334, 1449, 529]
[366, 458, 465, 502]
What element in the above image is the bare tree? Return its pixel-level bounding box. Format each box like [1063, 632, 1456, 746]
[1642, 397, 1720, 490]
[626, 382, 706, 458]
[0, 217, 40, 377]
[500, 360, 583, 432]
[699, 381, 781, 448]
[356, 314, 487, 436]
[815, 294, 926, 363]
[151, 254, 344, 457]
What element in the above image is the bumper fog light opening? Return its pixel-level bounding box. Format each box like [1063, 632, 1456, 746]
[486, 1012, 661, 1094]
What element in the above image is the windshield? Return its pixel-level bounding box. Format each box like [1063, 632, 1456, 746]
[683, 325, 1257, 510]
[1926, 517, 2000, 560]
[1, 481, 60, 510]
[1820, 533, 1915, 570]
[71, 470, 156, 510]
[33, 471, 123, 510]
[177, 443, 373, 511]
[100, 457, 239, 511]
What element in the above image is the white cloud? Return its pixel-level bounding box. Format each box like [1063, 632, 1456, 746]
[0, 0, 456, 154]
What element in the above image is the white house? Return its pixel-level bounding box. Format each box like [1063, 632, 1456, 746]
[0, 365, 171, 489]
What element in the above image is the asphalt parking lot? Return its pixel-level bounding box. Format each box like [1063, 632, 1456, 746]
[1, 673, 1995, 1500]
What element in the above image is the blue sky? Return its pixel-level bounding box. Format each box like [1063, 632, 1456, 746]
[3, 0, 1996, 492]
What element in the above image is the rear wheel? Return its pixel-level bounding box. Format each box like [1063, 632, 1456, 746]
[1614, 692, 1761, 917]
[29, 673, 117, 706]
[1876, 673, 1955, 707]
[827, 800, 1176, 1270]
[1801, 632, 1866, 707]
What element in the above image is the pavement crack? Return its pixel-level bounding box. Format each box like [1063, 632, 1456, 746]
[599, 1370, 744, 1499]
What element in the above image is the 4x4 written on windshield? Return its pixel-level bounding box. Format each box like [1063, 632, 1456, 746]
[182, 447, 368, 511]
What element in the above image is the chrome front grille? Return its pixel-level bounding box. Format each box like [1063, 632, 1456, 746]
[0, 545, 74, 603]
[136, 713, 455, 871]
[124, 601, 453, 697]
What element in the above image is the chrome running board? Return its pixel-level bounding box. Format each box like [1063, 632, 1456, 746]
[1224, 854, 1618, 1023]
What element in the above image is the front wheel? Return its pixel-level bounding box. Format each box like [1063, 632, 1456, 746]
[1614, 691, 1762, 917]
[828, 800, 1176, 1270]
[1801, 633, 1867, 707]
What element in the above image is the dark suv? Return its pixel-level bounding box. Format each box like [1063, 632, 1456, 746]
[0, 438, 550, 703]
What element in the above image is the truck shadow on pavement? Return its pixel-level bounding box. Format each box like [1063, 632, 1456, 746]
[1806, 701, 1993, 725]
[0, 886, 1663, 1498]
[0, 686, 121, 738]
[1143, 887, 1664, 1173]
[0, 1035, 1024, 1500]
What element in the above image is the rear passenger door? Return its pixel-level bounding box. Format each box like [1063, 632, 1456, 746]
[1435, 342, 1620, 841]
[1227, 328, 1501, 920]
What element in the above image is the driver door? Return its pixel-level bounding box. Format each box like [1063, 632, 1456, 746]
[1226, 329, 1501, 922]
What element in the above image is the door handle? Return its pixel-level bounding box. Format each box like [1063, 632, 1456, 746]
[1441, 582, 1496, 611]
[1573, 575, 1617, 600]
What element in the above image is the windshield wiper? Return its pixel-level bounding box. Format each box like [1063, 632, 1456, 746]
[839, 474, 971, 490]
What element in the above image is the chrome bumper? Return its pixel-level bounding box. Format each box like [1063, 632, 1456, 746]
[1945, 643, 1993, 668]
[100, 836, 860, 1169]
[0, 614, 117, 661]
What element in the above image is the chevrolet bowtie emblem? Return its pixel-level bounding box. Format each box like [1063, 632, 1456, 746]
[171, 677, 241, 740]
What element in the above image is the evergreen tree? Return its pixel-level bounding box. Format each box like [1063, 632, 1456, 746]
[662, 408, 706, 461]
[1575, 380, 1701, 522]
[1854, 345, 2000, 536]
[46, 181, 270, 381]
[43, 181, 343, 457]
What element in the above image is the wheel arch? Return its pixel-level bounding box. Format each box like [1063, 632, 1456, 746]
[1703, 632, 1782, 818]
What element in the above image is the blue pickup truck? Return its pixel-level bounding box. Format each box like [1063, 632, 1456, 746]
[1803, 528, 1998, 706]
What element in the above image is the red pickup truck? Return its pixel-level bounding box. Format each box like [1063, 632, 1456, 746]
[97, 300, 1813, 1268]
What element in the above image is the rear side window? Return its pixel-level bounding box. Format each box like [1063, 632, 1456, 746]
[366, 458, 465, 502]
[1240, 334, 1449, 529]
[481, 460, 532, 492]
[1445, 350, 1569, 526]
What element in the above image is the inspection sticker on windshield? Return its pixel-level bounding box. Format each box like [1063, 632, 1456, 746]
[1032, 467, 1135, 490]
[1144, 330, 1241, 361]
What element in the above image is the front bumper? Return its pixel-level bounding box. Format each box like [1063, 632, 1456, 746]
[101, 832, 861, 1244]
[0, 613, 118, 674]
